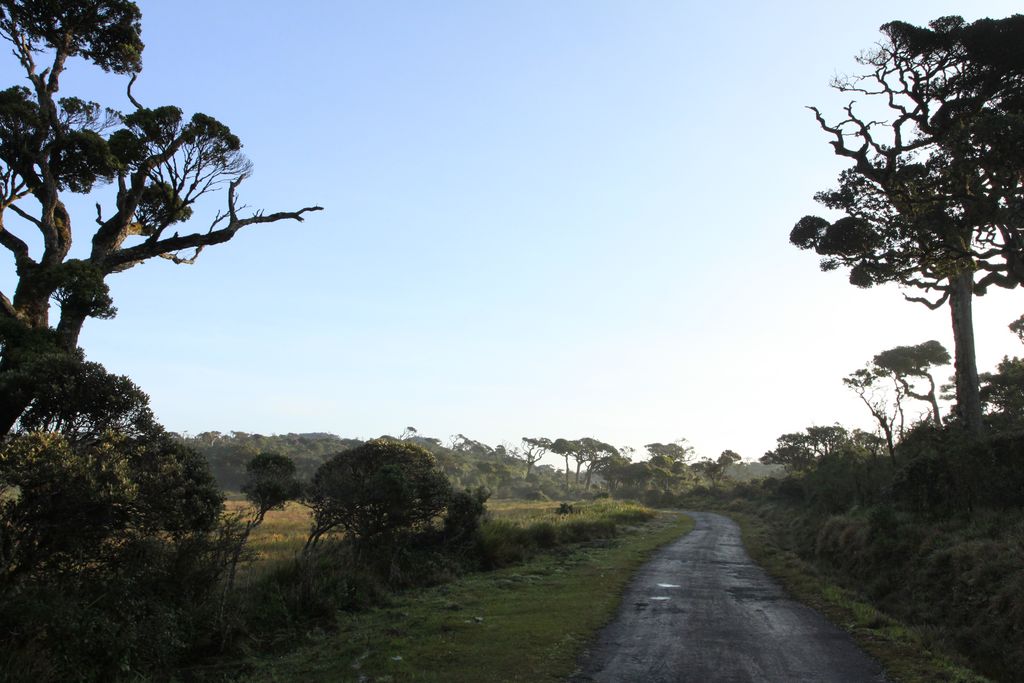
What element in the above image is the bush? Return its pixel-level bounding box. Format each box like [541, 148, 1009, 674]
[443, 486, 490, 544]
[0, 432, 228, 681]
[892, 426, 1024, 515]
[773, 476, 806, 503]
[14, 358, 162, 446]
[304, 439, 453, 548]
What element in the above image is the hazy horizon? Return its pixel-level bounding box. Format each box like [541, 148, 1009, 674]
[12, 0, 1020, 465]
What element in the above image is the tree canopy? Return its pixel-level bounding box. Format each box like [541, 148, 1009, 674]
[0, 0, 322, 436]
[790, 15, 1024, 434]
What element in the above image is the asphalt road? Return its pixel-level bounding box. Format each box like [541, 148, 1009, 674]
[569, 511, 888, 683]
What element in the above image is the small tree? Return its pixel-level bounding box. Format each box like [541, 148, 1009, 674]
[844, 367, 903, 463]
[304, 439, 451, 550]
[694, 450, 742, 489]
[223, 452, 300, 598]
[873, 341, 950, 426]
[980, 356, 1024, 426]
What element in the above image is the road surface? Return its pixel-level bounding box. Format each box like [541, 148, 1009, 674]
[570, 511, 888, 683]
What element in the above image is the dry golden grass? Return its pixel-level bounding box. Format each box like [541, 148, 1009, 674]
[224, 498, 651, 581]
[486, 498, 653, 525]
[223, 501, 316, 582]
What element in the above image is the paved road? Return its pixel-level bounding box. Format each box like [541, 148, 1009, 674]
[570, 511, 888, 683]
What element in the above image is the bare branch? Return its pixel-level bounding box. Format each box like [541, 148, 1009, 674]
[101, 180, 323, 273]
[974, 270, 1016, 294]
[904, 290, 949, 310]
[6, 202, 43, 231]
[0, 218, 32, 267]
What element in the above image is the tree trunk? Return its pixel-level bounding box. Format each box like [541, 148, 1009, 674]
[0, 290, 91, 438]
[925, 377, 942, 428]
[0, 393, 24, 437]
[948, 272, 983, 435]
[55, 306, 89, 350]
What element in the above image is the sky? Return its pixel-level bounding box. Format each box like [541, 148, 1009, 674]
[3, 1, 1023, 467]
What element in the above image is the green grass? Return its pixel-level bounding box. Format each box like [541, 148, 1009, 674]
[725, 509, 991, 683]
[228, 510, 693, 682]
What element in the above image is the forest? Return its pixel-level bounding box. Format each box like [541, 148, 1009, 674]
[0, 2, 1023, 682]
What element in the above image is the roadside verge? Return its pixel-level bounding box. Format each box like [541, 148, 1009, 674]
[243, 511, 694, 682]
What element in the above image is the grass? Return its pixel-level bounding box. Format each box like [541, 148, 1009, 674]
[224, 499, 655, 579]
[724, 508, 992, 683]
[223, 500, 317, 583]
[485, 498, 655, 525]
[225, 508, 693, 682]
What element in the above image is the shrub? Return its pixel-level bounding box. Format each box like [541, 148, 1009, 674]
[773, 476, 806, 503]
[304, 439, 452, 548]
[477, 519, 534, 568]
[0, 432, 227, 680]
[14, 357, 162, 446]
[443, 486, 490, 544]
[892, 426, 1024, 515]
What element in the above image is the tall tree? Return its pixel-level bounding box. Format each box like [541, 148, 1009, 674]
[0, 1, 322, 435]
[519, 437, 552, 478]
[791, 15, 1024, 434]
[547, 437, 618, 489]
[548, 438, 577, 489]
[576, 437, 618, 490]
[643, 439, 694, 464]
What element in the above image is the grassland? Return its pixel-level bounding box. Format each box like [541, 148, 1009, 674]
[223, 500, 315, 583]
[212, 501, 693, 682]
[224, 498, 658, 579]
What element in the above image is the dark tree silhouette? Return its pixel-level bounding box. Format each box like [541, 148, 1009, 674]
[760, 427, 851, 471]
[303, 439, 451, 550]
[873, 340, 950, 426]
[844, 368, 903, 463]
[223, 452, 300, 604]
[0, 1, 322, 435]
[14, 356, 160, 445]
[792, 15, 1024, 434]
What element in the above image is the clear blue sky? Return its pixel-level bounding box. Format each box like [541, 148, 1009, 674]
[9, 1, 1022, 465]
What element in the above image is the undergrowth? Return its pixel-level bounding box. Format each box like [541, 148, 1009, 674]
[700, 497, 1021, 682]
